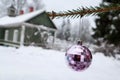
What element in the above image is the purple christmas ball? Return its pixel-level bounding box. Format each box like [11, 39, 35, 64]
[65, 43, 92, 71]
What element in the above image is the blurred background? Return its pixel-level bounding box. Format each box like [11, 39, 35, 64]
[0, 0, 120, 80]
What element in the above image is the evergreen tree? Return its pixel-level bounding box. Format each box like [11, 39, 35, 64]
[64, 19, 71, 41]
[56, 19, 71, 41]
[56, 20, 65, 40]
[92, 0, 120, 45]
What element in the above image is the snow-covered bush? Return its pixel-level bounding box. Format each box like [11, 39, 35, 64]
[94, 41, 120, 58]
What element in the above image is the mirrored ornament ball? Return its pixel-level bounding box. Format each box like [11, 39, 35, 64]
[65, 40, 92, 71]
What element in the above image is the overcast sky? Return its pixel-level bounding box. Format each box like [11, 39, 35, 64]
[43, 0, 102, 12]
[42, 0, 102, 28]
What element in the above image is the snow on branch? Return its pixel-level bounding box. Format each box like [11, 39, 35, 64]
[47, 4, 120, 19]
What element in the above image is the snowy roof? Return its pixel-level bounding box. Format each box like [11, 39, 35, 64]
[0, 9, 45, 26]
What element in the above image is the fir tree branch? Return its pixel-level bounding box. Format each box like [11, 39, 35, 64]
[47, 5, 120, 19]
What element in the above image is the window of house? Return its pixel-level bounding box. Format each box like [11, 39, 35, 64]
[4, 30, 9, 41]
[13, 29, 18, 42]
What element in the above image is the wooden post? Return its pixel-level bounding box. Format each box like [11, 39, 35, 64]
[52, 31, 56, 48]
[20, 25, 25, 46]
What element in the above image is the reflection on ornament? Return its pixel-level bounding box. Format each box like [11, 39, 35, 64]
[65, 41, 92, 71]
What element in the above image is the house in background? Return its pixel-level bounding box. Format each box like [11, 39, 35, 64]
[0, 5, 57, 48]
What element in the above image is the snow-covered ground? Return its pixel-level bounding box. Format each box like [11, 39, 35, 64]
[0, 46, 120, 80]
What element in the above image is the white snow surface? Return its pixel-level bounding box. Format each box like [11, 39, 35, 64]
[0, 9, 44, 26]
[0, 46, 120, 80]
